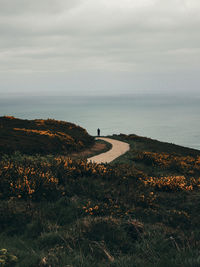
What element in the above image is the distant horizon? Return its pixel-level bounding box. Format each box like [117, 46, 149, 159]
[1, 93, 200, 150]
[2, 90, 200, 98]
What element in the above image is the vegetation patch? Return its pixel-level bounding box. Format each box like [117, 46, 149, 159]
[0, 132, 200, 266]
[0, 116, 94, 155]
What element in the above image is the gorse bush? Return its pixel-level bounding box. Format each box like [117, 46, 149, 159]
[134, 151, 200, 176]
[0, 116, 94, 154]
[140, 175, 200, 191]
[0, 154, 112, 201]
[0, 133, 200, 266]
[0, 248, 18, 266]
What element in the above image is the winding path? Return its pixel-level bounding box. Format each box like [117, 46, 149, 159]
[87, 137, 130, 164]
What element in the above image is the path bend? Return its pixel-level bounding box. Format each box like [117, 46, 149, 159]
[87, 137, 130, 164]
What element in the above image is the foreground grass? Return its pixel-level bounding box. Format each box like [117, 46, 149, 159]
[1, 144, 200, 267]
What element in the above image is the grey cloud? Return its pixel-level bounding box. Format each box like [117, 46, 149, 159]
[0, 0, 200, 94]
[0, 0, 81, 15]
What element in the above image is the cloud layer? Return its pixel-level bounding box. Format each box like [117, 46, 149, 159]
[0, 0, 200, 94]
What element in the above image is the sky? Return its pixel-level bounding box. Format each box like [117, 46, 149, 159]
[0, 0, 200, 96]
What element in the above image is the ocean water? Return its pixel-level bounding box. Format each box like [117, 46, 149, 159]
[0, 94, 200, 150]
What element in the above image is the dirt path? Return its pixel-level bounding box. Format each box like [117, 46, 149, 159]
[87, 137, 130, 164]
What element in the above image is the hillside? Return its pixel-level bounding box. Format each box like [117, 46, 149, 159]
[0, 133, 200, 266]
[111, 134, 200, 177]
[0, 116, 94, 154]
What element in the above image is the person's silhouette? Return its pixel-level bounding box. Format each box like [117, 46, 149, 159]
[97, 128, 100, 136]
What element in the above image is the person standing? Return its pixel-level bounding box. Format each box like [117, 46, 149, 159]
[97, 128, 100, 136]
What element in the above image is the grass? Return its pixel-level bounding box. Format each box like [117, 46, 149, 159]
[0, 132, 200, 266]
[110, 134, 200, 177]
[67, 138, 112, 160]
[0, 116, 94, 155]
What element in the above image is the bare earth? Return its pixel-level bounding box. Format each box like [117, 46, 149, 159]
[68, 142, 107, 159]
[88, 137, 130, 164]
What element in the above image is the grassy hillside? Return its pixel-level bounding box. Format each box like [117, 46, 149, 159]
[0, 116, 94, 155]
[111, 134, 200, 178]
[0, 134, 200, 266]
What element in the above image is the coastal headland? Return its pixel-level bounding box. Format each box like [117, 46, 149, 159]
[0, 116, 200, 266]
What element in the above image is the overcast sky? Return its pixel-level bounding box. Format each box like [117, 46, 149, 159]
[0, 0, 200, 96]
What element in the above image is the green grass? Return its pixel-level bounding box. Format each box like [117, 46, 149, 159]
[110, 134, 200, 177]
[0, 116, 94, 155]
[0, 133, 200, 266]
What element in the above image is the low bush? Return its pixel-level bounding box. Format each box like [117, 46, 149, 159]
[0, 116, 94, 154]
[0, 133, 200, 266]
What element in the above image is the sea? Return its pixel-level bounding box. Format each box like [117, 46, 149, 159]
[0, 93, 200, 150]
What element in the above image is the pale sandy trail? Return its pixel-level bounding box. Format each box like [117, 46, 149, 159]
[87, 137, 130, 164]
